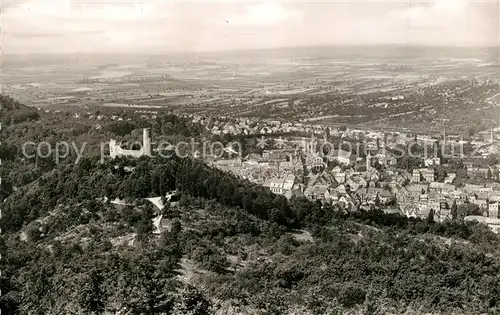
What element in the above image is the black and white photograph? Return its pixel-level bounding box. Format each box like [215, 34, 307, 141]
[1, 0, 500, 314]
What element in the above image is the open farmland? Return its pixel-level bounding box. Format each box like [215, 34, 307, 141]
[2, 46, 499, 133]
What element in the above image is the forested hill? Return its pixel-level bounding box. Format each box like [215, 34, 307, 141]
[0, 94, 27, 111]
[0, 94, 40, 124]
[2, 154, 500, 314]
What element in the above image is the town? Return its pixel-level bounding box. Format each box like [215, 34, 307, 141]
[102, 108, 500, 233]
[3, 1, 500, 313]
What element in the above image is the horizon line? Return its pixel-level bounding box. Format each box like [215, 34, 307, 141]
[4, 43, 499, 56]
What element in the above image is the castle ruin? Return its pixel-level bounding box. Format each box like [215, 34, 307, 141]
[109, 128, 152, 159]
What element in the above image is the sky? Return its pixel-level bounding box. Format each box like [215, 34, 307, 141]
[2, 0, 499, 54]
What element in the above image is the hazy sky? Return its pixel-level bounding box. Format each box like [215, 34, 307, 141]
[2, 0, 499, 53]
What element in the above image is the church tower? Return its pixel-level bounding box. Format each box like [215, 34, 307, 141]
[366, 151, 372, 171]
[309, 134, 316, 154]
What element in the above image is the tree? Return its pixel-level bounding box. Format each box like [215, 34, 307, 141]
[0, 179, 14, 202]
[468, 126, 477, 137]
[435, 167, 447, 182]
[338, 285, 366, 308]
[136, 210, 154, 246]
[174, 287, 210, 315]
[397, 156, 422, 170]
[451, 201, 458, 220]
[374, 194, 381, 207]
[119, 257, 176, 315]
[77, 267, 107, 314]
[486, 154, 499, 166]
[427, 208, 435, 223]
[458, 203, 481, 218]
[436, 140, 443, 159]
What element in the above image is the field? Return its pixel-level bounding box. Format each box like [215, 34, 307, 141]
[2, 45, 499, 133]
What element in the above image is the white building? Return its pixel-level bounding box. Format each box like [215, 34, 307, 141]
[263, 175, 298, 197]
[109, 128, 152, 159]
[424, 157, 441, 167]
[489, 202, 499, 219]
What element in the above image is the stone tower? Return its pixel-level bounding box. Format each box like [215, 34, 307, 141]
[143, 128, 152, 157]
[366, 151, 372, 171]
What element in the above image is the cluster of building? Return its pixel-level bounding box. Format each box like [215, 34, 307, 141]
[104, 114, 500, 233]
[190, 115, 336, 136]
[206, 128, 500, 232]
[209, 135, 397, 207]
[400, 181, 500, 232]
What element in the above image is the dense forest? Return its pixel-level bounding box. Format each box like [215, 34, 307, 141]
[2, 154, 500, 314]
[1, 97, 500, 314]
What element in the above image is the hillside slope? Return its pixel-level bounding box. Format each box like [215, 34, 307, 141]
[0, 94, 40, 124]
[2, 155, 500, 315]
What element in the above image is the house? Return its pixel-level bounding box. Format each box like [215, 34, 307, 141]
[263, 175, 298, 196]
[412, 169, 422, 182]
[279, 159, 302, 172]
[463, 161, 474, 170]
[486, 182, 500, 191]
[263, 150, 289, 164]
[489, 202, 499, 218]
[400, 199, 420, 217]
[304, 185, 331, 201]
[408, 183, 428, 197]
[384, 208, 403, 215]
[306, 152, 325, 171]
[429, 182, 444, 193]
[378, 154, 397, 168]
[424, 157, 441, 167]
[412, 168, 435, 183]
[329, 149, 356, 165]
[284, 187, 305, 200]
[338, 195, 354, 209]
[331, 166, 343, 174]
[464, 216, 500, 233]
[334, 172, 346, 184]
[428, 200, 441, 214]
[357, 187, 392, 204]
[422, 168, 436, 182]
[308, 173, 337, 188]
[417, 203, 430, 217]
[464, 184, 483, 193]
[346, 177, 366, 193]
[303, 172, 341, 202]
[330, 191, 342, 204]
[334, 184, 348, 195]
[466, 166, 488, 177]
[396, 172, 411, 186]
[442, 184, 456, 194]
[368, 170, 380, 182]
[473, 198, 488, 211]
[282, 175, 297, 195]
[444, 173, 456, 184]
[436, 208, 452, 222]
[477, 168, 490, 178]
[245, 153, 264, 163]
[476, 191, 496, 201]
